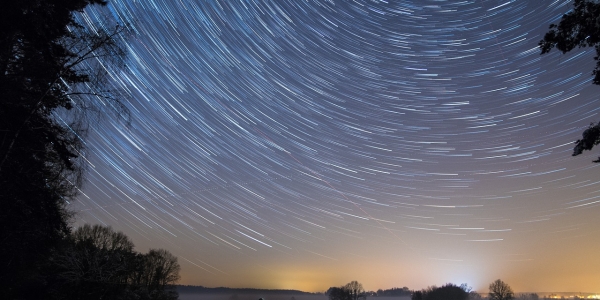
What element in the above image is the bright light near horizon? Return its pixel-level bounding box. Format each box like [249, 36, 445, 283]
[545, 295, 600, 299]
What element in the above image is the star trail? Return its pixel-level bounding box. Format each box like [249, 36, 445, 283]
[74, 0, 600, 293]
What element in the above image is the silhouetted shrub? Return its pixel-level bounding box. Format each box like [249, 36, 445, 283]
[411, 283, 468, 300]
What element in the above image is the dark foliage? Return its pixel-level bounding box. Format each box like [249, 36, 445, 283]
[411, 290, 423, 300]
[540, 0, 600, 83]
[573, 122, 600, 162]
[50, 224, 180, 300]
[327, 281, 366, 300]
[328, 287, 352, 300]
[488, 279, 514, 300]
[539, 0, 600, 161]
[411, 283, 469, 300]
[376, 287, 411, 297]
[0, 1, 128, 298]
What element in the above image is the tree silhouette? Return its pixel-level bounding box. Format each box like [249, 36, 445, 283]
[488, 279, 514, 300]
[411, 290, 424, 300]
[141, 249, 181, 299]
[377, 287, 411, 297]
[51, 224, 180, 300]
[411, 284, 469, 300]
[0, 1, 129, 298]
[344, 281, 367, 300]
[71, 224, 135, 252]
[539, 0, 600, 162]
[328, 287, 351, 300]
[328, 281, 366, 300]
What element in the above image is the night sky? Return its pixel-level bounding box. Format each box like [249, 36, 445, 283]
[73, 0, 600, 293]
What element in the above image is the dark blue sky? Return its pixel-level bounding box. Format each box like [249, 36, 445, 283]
[74, 0, 600, 293]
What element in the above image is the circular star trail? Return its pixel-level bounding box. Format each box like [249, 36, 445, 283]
[74, 0, 600, 292]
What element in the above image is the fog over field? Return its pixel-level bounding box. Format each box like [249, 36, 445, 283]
[178, 295, 410, 300]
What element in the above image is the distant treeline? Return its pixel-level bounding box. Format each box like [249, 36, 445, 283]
[373, 287, 411, 297]
[177, 284, 413, 298]
[177, 286, 317, 295]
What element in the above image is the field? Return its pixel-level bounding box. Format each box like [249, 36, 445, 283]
[178, 294, 411, 300]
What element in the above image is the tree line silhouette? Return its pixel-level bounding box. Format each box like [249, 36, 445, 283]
[49, 224, 180, 300]
[0, 7, 182, 300]
[328, 279, 517, 300]
[0, 0, 133, 298]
